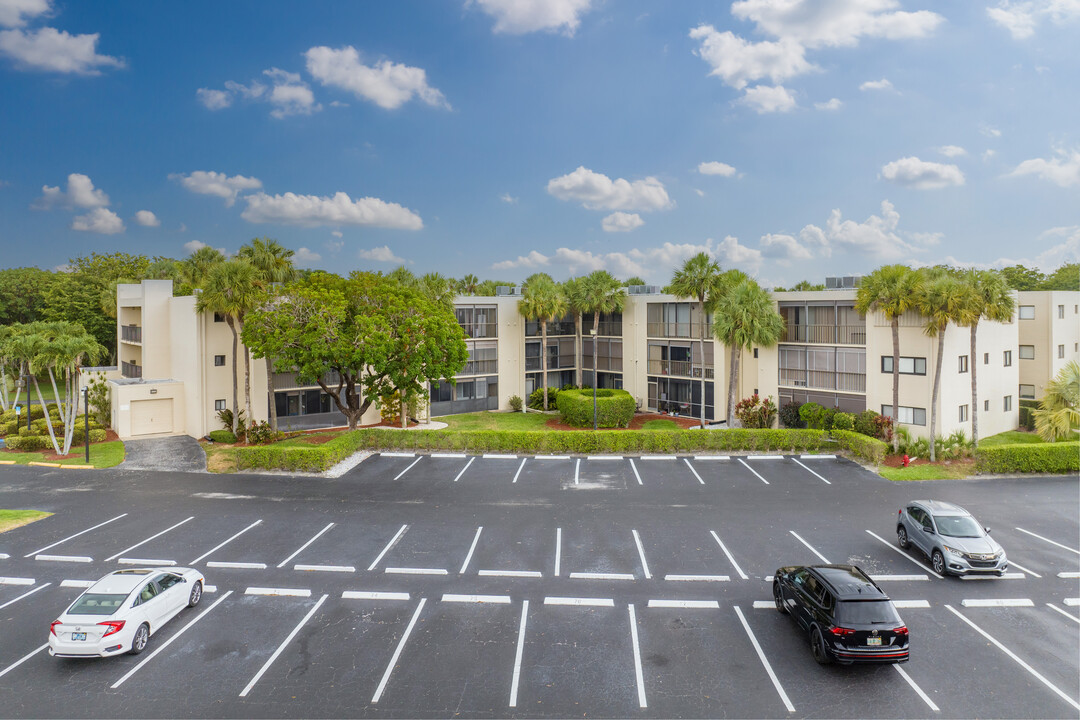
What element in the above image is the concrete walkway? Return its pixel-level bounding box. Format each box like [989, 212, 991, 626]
[121, 435, 206, 473]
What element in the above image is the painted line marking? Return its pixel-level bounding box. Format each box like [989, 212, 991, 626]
[453, 456, 475, 482]
[240, 594, 328, 697]
[509, 600, 528, 708]
[1006, 561, 1041, 578]
[1046, 603, 1080, 624]
[459, 526, 484, 574]
[190, 519, 262, 565]
[870, 574, 929, 582]
[800, 454, 836, 459]
[734, 606, 795, 713]
[371, 598, 427, 703]
[512, 458, 526, 483]
[112, 591, 233, 688]
[629, 458, 643, 485]
[647, 599, 719, 609]
[381, 452, 415, 458]
[738, 458, 769, 484]
[893, 600, 932, 609]
[865, 530, 944, 579]
[385, 567, 448, 575]
[748, 455, 784, 460]
[789, 531, 830, 564]
[276, 522, 335, 569]
[544, 596, 615, 607]
[1015, 527, 1080, 555]
[0, 644, 48, 680]
[792, 458, 831, 485]
[245, 587, 311, 597]
[367, 524, 408, 572]
[632, 529, 652, 579]
[1057, 572, 1080, 579]
[0, 577, 35, 586]
[752, 600, 775, 609]
[442, 594, 511, 604]
[665, 574, 730, 582]
[35, 554, 92, 563]
[479, 569, 542, 578]
[640, 455, 674, 461]
[554, 528, 561, 577]
[960, 572, 1025, 581]
[569, 572, 635, 581]
[946, 604, 1080, 712]
[894, 664, 940, 713]
[628, 604, 647, 708]
[683, 459, 705, 485]
[587, 455, 622, 460]
[24, 513, 128, 558]
[0, 553, 8, 559]
[1064, 598, 1080, 607]
[207, 561, 267, 570]
[431, 453, 466, 459]
[118, 558, 176, 566]
[60, 579, 95, 588]
[0, 583, 51, 610]
[342, 591, 411, 601]
[961, 598, 1033, 607]
[394, 457, 422, 481]
[483, 454, 518, 459]
[710, 531, 749, 580]
[534, 455, 569, 460]
[574, 458, 580, 485]
[294, 564, 355, 573]
[105, 516, 194, 561]
[694, 455, 729, 460]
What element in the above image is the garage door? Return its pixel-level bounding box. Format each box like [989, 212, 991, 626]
[131, 399, 174, 435]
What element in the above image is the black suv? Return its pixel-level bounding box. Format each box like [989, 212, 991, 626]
[773, 564, 909, 665]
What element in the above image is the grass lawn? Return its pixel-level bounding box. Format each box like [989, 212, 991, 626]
[979, 431, 1048, 447]
[201, 430, 347, 473]
[641, 419, 679, 431]
[878, 463, 975, 481]
[0, 441, 125, 469]
[439, 411, 551, 432]
[0, 509, 52, 533]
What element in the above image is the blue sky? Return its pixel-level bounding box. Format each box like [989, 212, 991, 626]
[0, 0, 1077, 288]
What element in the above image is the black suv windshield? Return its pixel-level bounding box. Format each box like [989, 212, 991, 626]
[68, 594, 128, 615]
[935, 515, 983, 538]
[838, 600, 901, 625]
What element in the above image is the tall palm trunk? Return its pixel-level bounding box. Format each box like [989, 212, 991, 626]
[969, 323, 979, 446]
[929, 326, 946, 462]
[726, 343, 739, 426]
[33, 376, 61, 455]
[698, 299, 706, 428]
[225, 316, 240, 435]
[242, 344, 252, 435]
[541, 321, 550, 411]
[266, 358, 278, 432]
[891, 318, 900, 453]
[574, 313, 583, 388]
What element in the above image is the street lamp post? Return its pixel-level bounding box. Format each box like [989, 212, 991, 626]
[591, 329, 598, 431]
[82, 384, 90, 464]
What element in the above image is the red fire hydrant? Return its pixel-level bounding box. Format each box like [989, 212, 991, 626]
[902, 454, 910, 467]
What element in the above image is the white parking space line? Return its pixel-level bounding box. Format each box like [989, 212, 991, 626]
[710, 531, 749, 580]
[629, 458, 643, 485]
[632, 529, 652, 579]
[381, 452, 415, 458]
[587, 455, 622, 460]
[865, 530, 944, 579]
[431, 453, 466, 459]
[35, 554, 92, 563]
[509, 600, 529, 708]
[483, 454, 518, 459]
[683, 459, 705, 485]
[111, 590, 233, 689]
[647, 599, 719, 609]
[535, 455, 569, 460]
[640, 455, 675, 461]
[240, 594, 328, 698]
[1008, 561, 1041, 578]
[554, 528, 562, 577]
[294, 564, 356, 573]
[544, 597, 615, 607]
[800, 454, 836, 459]
[628, 604, 647, 708]
[574, 458, 580, 485]
[960, 573, 1025, 581]
[664, 574, 730, 582]
[367, 524, 408, 572]
[442, 594, 511, 604]
[0, 644, 48, 680]
[738, 458, 769, 484]
[1064, 598, 1080, 606]
[893, 600, 932, 609]
[207, 561, 267, 570]
[0, 577, 35, 585]
[384, 567, 447, 575]
[748, 455, 784, 460]
[1046, 603, 1080, 624]
[59, 579, 94, 588]
[458, 526, 483, 574]
[23, 513, 128, 558]
[0, 583, 51, 610]
[190, 519, 263, 565]
[118, 558, 176, 566]
[789, 531, 830, 564]
[961, 598, 1034, 607]
[945, 604, 1080, 713]
[792, 458, 831, 485]
[1058, 572, 1080, 579]
[694, 456, 729, 461]
[105, 516, 195, 562]
[752, 600, 774, 609]
[871, 574, 929, 582]
[479, 569, 542, 578]
[276, 522, 336, 569]
[372, 597, 428, 703]
[453, 456, 475, 482]
[569, 572, 635, 581]
[1014, 527, 1080, 555]
[512, 458, 526, 483]
[394, 457, 422, 481]
[342, 591, 411, 601]
[0, 554, 8, 559]
[893, 664, 940, 713]
[734, 606, 795, 713]
[245, 587, 312, 597]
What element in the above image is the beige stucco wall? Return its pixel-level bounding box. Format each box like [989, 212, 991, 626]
[1017, 291, 1080, 400]
[110, 380, 186, 438]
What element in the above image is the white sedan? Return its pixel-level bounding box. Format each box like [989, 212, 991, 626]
[49, 567, 205, 658]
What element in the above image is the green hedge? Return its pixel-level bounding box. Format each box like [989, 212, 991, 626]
[3, 434, 54, 451]
[234, 430, 370, 473]
[556, 388, 635, 428]
[831, 429, 888, 465]
[975, 442, 1079, 474]
[209, 430, 238, 444]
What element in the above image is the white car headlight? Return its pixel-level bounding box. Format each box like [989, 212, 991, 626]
[943, 545, 964, 557]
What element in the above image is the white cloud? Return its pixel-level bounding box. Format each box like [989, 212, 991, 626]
[134, 210, 160, 227]
[0, 26, 123, 74]
[941, 226, 1079, 273]
[881, 156, 965, 189]
[546, 166, 673, 212]
[859, 78, 893, 91]
[170, 171, 262, 207]
[293, 247, 322, 266]
[937, 145, 967, 157]
[602, 212, 644, 232]
[331, 230, 343, 238]
[198, 69, 320, 118]
[1009, 147, 1080, 187]
[981, 125, 1002, 138]
[689, 25, 815, 90]
[730, 0, 944, 49]
[982, 149, 998, 162]
[240, 191, 424, 229]
[500, 193, 519, 204]
[305, 45, 448, 110]
[182, 239, 227, 255]
[224, 78, 266, 100]
[760, 233, 813, 262]
[816, 200, 920, 259]
[0, 0, 50, 28]
[988, 0, 1080, 39]
[34, 173, 109, 209]
[325, 238, 344, 253]
[737, 84, 797, 113]
[492, 250, 550, 271]
[196, 88, 232, 110]
[693, 188, 706, 197]
[71, 207, 123, 234]
[471, 0, 594, 35]
[358, 245, 406, 263]
[814, 98, 842, 110]
[698, 161, 737, 176]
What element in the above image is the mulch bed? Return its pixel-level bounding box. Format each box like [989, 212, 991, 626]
[544, 412, 703, 432]
[880, 454, 976, 470]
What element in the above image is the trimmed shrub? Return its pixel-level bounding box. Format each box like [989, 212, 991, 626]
[69, 425, 106, 443]
[831, 429, 888, 465]
[799, 402, 828, 430]
[734, 394, 778, 429]
[4, 434, 53, 451]
[209, 429, 238, 444]
[556, 388, 635, 428]
[854, 410, 880, 438]
[975, 442, 1079, 474]
[527, 386, 560, 411]
[0, 420, 19, 437]
[509, 395, 523, 413]
[1017, 404, 1036, 431]
[832, 412, 855, 431]
[779, 402, 804, 429]
[235, 429, 369, 472]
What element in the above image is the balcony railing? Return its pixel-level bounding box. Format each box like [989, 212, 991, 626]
[272, 370, 342, 390]
[594, 322, 622, 336]
[526, 321, 576, 337]
[121, 325, 142, 343]
[783, 324, 866, 345]
[582, 356, 623, 372]
[779, 369, 865, 393]
[647, 359, 715, 379]
[459, 322, 497, 339]
[121, 361, 142, 379]
[647, 322, 714, 339]
[458, 359, 499, 376]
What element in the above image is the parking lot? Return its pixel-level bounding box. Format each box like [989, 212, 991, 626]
[0, 453, 1077, 718]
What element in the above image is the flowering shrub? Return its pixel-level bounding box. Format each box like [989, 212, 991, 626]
[734, 394, 777, 429]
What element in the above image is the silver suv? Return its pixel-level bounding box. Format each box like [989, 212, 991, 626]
[897, 500, 1008, 577]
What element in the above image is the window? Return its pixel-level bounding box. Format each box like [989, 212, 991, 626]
[984, 353, 989, 365]
[1003, 350, 1012, 366]
[214, 355, 225, 366]
[958, 355, 968, 373]
[881, 405, 927, 426]
[1018, 305, 1035, 319]
[1019, 385, 1035, 400]
[213, 312, 225, 323]
[1004, 395, 1012, 411]
[157, 574, 182, 590]
[214, 399, 226, 411]
[1059, 345, 1066, 359]
[984, 399, 989, 412]
[1059, 305, 1065, 319]
[1019, 345, 1035, 360]
[881, 356, 926, 375]
[429, 381, 452, 403]
[959, 404, 968, 422]
[753, 348, 758, 359]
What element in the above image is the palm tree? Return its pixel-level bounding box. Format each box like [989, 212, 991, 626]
[197, 260, 260, 435]
[916, 269, 967, 461]
[855, 265, 922, 453]
[418, 272, 456, 312]
[518, 273, 566, 411]
[457, 274, 480, 295]
[956, 269, 1015, 447]
[181, 246, 226, 289]
[711, 277, 785, 426]
[580, 270, 626, 388]
[667, 252, 722, 428]
[387, 265, 417, 288]
[1033, 360, 1079, 442]
[562, 277, 586, 387]
[623, 276, 646, 287]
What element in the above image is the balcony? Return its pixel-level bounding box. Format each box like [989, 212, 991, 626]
[526, 321, 576, 337]
[459, 322, 498, 339]
[594, 321, 623, 336]
[783, 324, 866, 345]
[121, 325, 142, 343]
[779, 369, 865, 393]
[272, 370, 342, 390]
[647, 322, 714, 339]
[648, 359, 715, 379]
[121, 361, 142, 379]
[458, 358, 499, 376]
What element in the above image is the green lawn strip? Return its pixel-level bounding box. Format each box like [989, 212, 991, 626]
[0, 441, 125, 468]
[979, 431, 1047, 447]
[641, 419, 679, 431]
[0, 509, 53, 533]
[439, 412, 551, 432]
[878, 464, 974, 481]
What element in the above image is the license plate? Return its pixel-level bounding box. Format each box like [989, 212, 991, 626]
[72, 632, 86, 641]
[866, 637, 882, 646]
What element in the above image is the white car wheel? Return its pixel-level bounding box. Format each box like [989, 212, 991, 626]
[128, 623, 150, 655]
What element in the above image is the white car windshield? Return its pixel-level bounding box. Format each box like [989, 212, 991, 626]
[68, 594, 128, 616]
[935, 515, 983, 538]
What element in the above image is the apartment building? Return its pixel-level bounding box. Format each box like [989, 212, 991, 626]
[1016, 291, 1080, 401]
